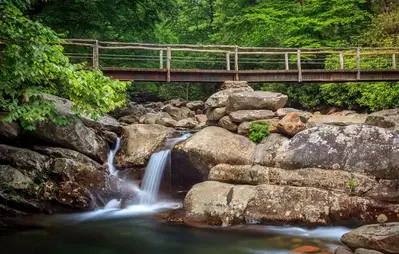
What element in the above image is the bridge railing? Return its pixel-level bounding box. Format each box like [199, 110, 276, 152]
[2, 39, 398, 82]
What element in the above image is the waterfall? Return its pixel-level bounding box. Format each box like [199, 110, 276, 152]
[137, 133, 191, 205]
[107, 137, 121, 175]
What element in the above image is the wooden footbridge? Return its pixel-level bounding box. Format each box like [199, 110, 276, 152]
[63, 39, 399, 83]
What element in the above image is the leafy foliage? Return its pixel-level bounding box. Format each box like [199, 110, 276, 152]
[248, 121, 270, 143]
[0, 3, 129, 130]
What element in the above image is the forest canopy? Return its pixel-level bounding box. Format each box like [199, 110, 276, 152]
[1, 0, 399, 115]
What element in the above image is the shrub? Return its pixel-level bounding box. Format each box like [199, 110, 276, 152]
[248, 121, 270, 143]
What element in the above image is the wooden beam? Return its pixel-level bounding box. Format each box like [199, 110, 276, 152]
[285, 53, 289, 70]
[339, 52, 344, 70]
[226, 53, 231, 70]
[159, 50, 164, 69]
[93, 40, 99, 68]
[235, 46, 239, 81]
[393, 54, 397, 69]
[167, 47, 171, 82]
[356, 47, 361, 80]
[297, 49, 302, 82]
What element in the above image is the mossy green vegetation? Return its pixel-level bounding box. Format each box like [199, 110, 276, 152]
[249, 122, 270, 143]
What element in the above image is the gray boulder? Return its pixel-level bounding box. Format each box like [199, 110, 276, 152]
[276, 125, 399, 179]
[341, 223, 399, 254]
[218, 116, 238, 132]
[162, 105, 194, 121]
[252, 133, 289, 166]
[176, 118, 198, 129]
[365, 109, 399, 133]
[226, 91, 288, 113]
[205, 87, 254, 108]
[229, 110, 275, 123]
[173, 127, 256, 177]
[0, 165, 33, 190]
[30, 120, 109, 163]
[187, 101, 205, 111]
[0, 112, 21, 141]
[206, 107, 227, 121]
[116, 124, 172, 167]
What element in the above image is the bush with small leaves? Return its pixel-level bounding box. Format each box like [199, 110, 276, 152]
[248, 121, 270, 143]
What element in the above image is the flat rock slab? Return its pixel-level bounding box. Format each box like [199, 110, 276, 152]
[205, 87, 254, 108]
[229, 110, 275, 123]
[226, 91, 288, 113]
[341, 223, 399, 253]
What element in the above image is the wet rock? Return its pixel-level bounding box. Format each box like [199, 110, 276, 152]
[354, 249, 383, 254]
[30, 119, 109, 163]
[101, 130, 118, 144]
[116, 124, 172, 167]
[341, 223, 399, 254]
[0, 144, 50, 178]
[206, 107, 227, 121]
[118, 115, 140, 124]
[195, 114, 207, 123]
[218, 116, 238, 132]
[276, 112, 306, 137]
[0, 112, 21, 141]
[252, 133, 289, 166]
[365, 109, 399, 133]
[276, 108, 312, 123]
[220, 81, 249, 90]
[205, 87, 254, 108]
[176, 118, 198, 129]
[291, 245, 321, 253]
[229, 110, 275, 123]
[276, 125, 399, 179]
[225, 91, 288, 113]
[162, 105, 194, 121]
[0, 165, 33, 190]
[187, 101, 205, 111]
[173, 127, 256, 177]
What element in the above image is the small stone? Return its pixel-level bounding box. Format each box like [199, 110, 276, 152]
[291, 245, 321, 253]
[276, 112, 306, 137]
[218, 116, 238, 132]
[206, 107, 227, 121]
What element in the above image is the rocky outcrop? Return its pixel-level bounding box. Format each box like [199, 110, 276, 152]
[30, 120, 109, 163]
[341, 223, 399, 254]
[0, 113, 21, 142]
[365, 109, 399, 133]
[276, 125, 399, 179]
[0, 144, 119, 216]
[173, 126, 256, 177]
[205, 87, 254, 108]
[225, 91, 288, 113]
[115, 124, 172, 167]
[184, 181, 399, 226]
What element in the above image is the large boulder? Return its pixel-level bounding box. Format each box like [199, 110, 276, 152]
[205, 87, 254, 108]
[173, 127, 256, 177]
[0, 112, 21, 141]
[162, 105, 194, 121]
[365, 109, 399, 133]
[341, 223, 399, 254]
[43, 94, 122, 133]
[184, 181, 399, 226]
[30, 120, 109, 163]
[115, 124, 172, 167]
[225, 91, 288, 113]
[252, 133, 289, 166]
[206, 107, 227, 121]
[0, 165, 33, 190]
[276, 125, 399, 179]
[229, 110, 275, 123]
[276, 112, 306, 137]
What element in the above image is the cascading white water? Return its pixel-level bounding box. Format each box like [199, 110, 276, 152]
[137, 133, 191, 204]
[107, 137, 121, 175]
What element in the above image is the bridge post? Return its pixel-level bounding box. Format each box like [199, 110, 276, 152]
[393, 54, 397, 69]
[356, 48, 361, 80]
[235, 46, 239, 81]
[167, 47, 171, 82]
[297, 49, 302, 82]
[226, 53, 231, 70]
[160, 49, 164, 69]
[93, 40, 99, 68]
[285, 53, 289, 70]
[339, 52, 344, 70]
